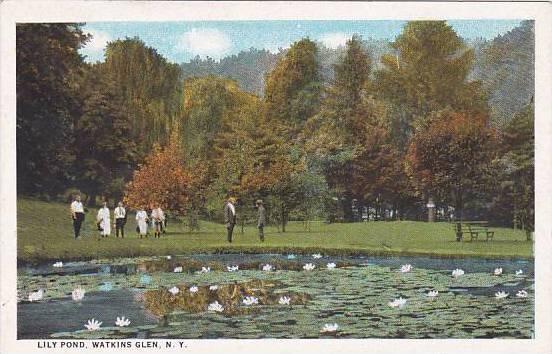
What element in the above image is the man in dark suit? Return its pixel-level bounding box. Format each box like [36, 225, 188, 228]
[224, 197, 237, 243]
[256, 199, 266, 242]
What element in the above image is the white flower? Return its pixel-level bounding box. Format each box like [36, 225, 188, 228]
[173, 266, 183, 273]
[494, 267, 503, 276]
[209, 285, 219, 291]
[227, 265, 239, 272]
[208, 301, 224, 312]
[197, 266, 211, 274]
[262, 264, 273, 272]
[426, 290, 439, 298]
[242, 296, 259, 306]
[320, 323, 339, 333]
[71, 287, 86, 301]
[452, 268, 465, 278]
[84, 318, 102, 331]
[495, 291, 509, 299]
[326, 262, 336, 269]
[400, 264, 412, 273]
[516, 290, 528, 298]
[168, 286, 180, 295]
[312, 253, 322, 259]
[303, 263, 316, 271]
[115, 316, 131, 327]
[287, 254, 296, 260]
[166, 256, 172, 260]
[515, 269, 524, 276]
[278, 296, 291, 305]
[388, 297, 407, 308]
[189, 286, 199, 293]
[53, 261, 63, 268]
[28, 289, 43, 302]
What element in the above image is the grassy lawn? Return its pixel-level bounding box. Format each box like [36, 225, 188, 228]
[17, 198, 533, 264]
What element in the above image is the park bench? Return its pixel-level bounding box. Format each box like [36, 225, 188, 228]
[452, 221, 495, 242]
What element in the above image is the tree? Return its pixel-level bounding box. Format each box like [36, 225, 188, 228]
[491, 103, 534, 237]
[264, 38, 322, 133]
[375, 21, 488, 143]
[124, 131, 193, 215]
[16, 23, 89, 195]
[71, 65, 138, 205]
[405, 110, 498, 219]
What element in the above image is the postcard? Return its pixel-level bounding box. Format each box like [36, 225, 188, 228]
[1, 1, 551, 353]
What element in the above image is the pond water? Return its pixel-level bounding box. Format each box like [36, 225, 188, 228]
[17, 253, 534, 339]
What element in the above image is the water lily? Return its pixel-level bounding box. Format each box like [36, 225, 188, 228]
[115, 316, 131, 327]
[516, 290, 528, 298]
[312, 253, 322, 259]
[209, 285, 218, 291]
[516, 269, 524, 276]
[168, 286, 180, 295]
[320, 323, 339, 333]
[242, 296, 259, 306]
[99, 282, 113, 292]
[262, 264, 273, 272]
[28, 289, 43, 302]
[71, 287, 86, 301]
[166, 255, 172, 260]
[208, 301, 224, 312]
[53, 261, 63, 268]
[197, 266, 211, 274]
[189, 286, 199, 293]
[139, 274, 152, 285]
[84, 318, 102, 331]
[494, 267, 503, 276]
[495, 291, 509, 299]
[426, 290, 439, 298]
[278, 296, 291, 305]
[303, 263, 316, 271]
[400, 264, 412, 273]
[287, 254, 296, 260]
[227, 265, 239, 272]
[173, 266, 183, 273]
[326, 262, 336, 269]
[452, 268, 465, 278]
[388, 297, 407, 308]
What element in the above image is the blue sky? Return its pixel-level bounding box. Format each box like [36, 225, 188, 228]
[80, 20, 523, 64]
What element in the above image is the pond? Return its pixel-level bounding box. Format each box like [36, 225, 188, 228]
[17, 253, 534, 339]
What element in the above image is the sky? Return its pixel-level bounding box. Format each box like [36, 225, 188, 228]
[80, 20, 523, 64]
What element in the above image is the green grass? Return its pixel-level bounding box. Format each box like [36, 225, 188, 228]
[17, 198, 533, 264]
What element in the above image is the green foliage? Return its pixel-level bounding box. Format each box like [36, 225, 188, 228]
[16, 23, 89, 194]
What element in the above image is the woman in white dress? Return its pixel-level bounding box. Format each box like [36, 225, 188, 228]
[96, 201, 111, 238]
[136, 207, 149, 238]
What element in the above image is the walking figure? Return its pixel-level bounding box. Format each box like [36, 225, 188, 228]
[114, 201, 126, 238]
[70, 194, 85, 239]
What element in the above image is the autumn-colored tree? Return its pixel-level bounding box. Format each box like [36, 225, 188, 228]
[405, 111, 498, 218]
[124, 130, 192, 214]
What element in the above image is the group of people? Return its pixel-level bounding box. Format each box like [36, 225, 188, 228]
[224, 197, 266, 243]
[69, 195, 166, 239]
[69, 195, 267, 242]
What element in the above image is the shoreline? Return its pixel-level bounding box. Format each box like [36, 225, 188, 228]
[17, 246, 534, 267]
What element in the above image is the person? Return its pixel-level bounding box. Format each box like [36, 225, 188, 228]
[136, 207, 148, 239]
[96, 201, 111, 238]
[256, 199, 266, 242]
[114, 201, 126, 238]
[224, 197, 237, 243]
[151, 205, 164, 238]
[70, 195, 85, 239]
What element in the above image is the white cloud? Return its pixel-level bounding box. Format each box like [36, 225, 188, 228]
[84, 29, 111, 51]
[320, 32, 350, 49]
[177, 28, 231, 58]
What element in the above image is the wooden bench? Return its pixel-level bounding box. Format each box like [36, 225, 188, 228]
[452, 221, 495, 242]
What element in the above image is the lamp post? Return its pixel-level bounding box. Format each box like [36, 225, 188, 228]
[427, 198, 436, 223]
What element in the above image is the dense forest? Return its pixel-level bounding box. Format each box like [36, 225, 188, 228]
[16, 21, 534, 234]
